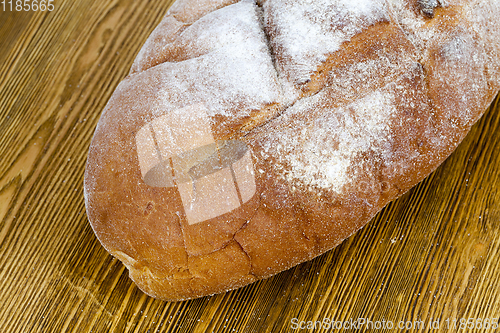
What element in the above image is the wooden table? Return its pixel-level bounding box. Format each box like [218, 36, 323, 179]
[1, 1, 499, 332]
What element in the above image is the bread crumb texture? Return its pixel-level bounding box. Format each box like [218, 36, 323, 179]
[84, 0, 500, 301]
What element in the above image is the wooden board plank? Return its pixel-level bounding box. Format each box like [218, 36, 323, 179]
[0, 1, 499, 332]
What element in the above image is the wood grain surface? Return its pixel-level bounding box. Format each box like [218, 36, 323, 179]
[1, 1, 499, 332]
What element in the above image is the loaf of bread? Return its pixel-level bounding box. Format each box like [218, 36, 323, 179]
[84, 0, 500, 301]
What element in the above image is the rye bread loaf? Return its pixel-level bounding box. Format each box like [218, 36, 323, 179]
[84, 0, 500, 301]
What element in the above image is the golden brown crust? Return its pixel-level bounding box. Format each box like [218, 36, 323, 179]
[84, 0, 500, 301]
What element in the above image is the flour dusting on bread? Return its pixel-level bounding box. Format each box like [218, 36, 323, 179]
[284, 89, 394, 193]
[264, 0, 389, 84]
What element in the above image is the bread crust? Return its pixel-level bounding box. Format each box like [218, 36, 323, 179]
[84, 0, 500, 301]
